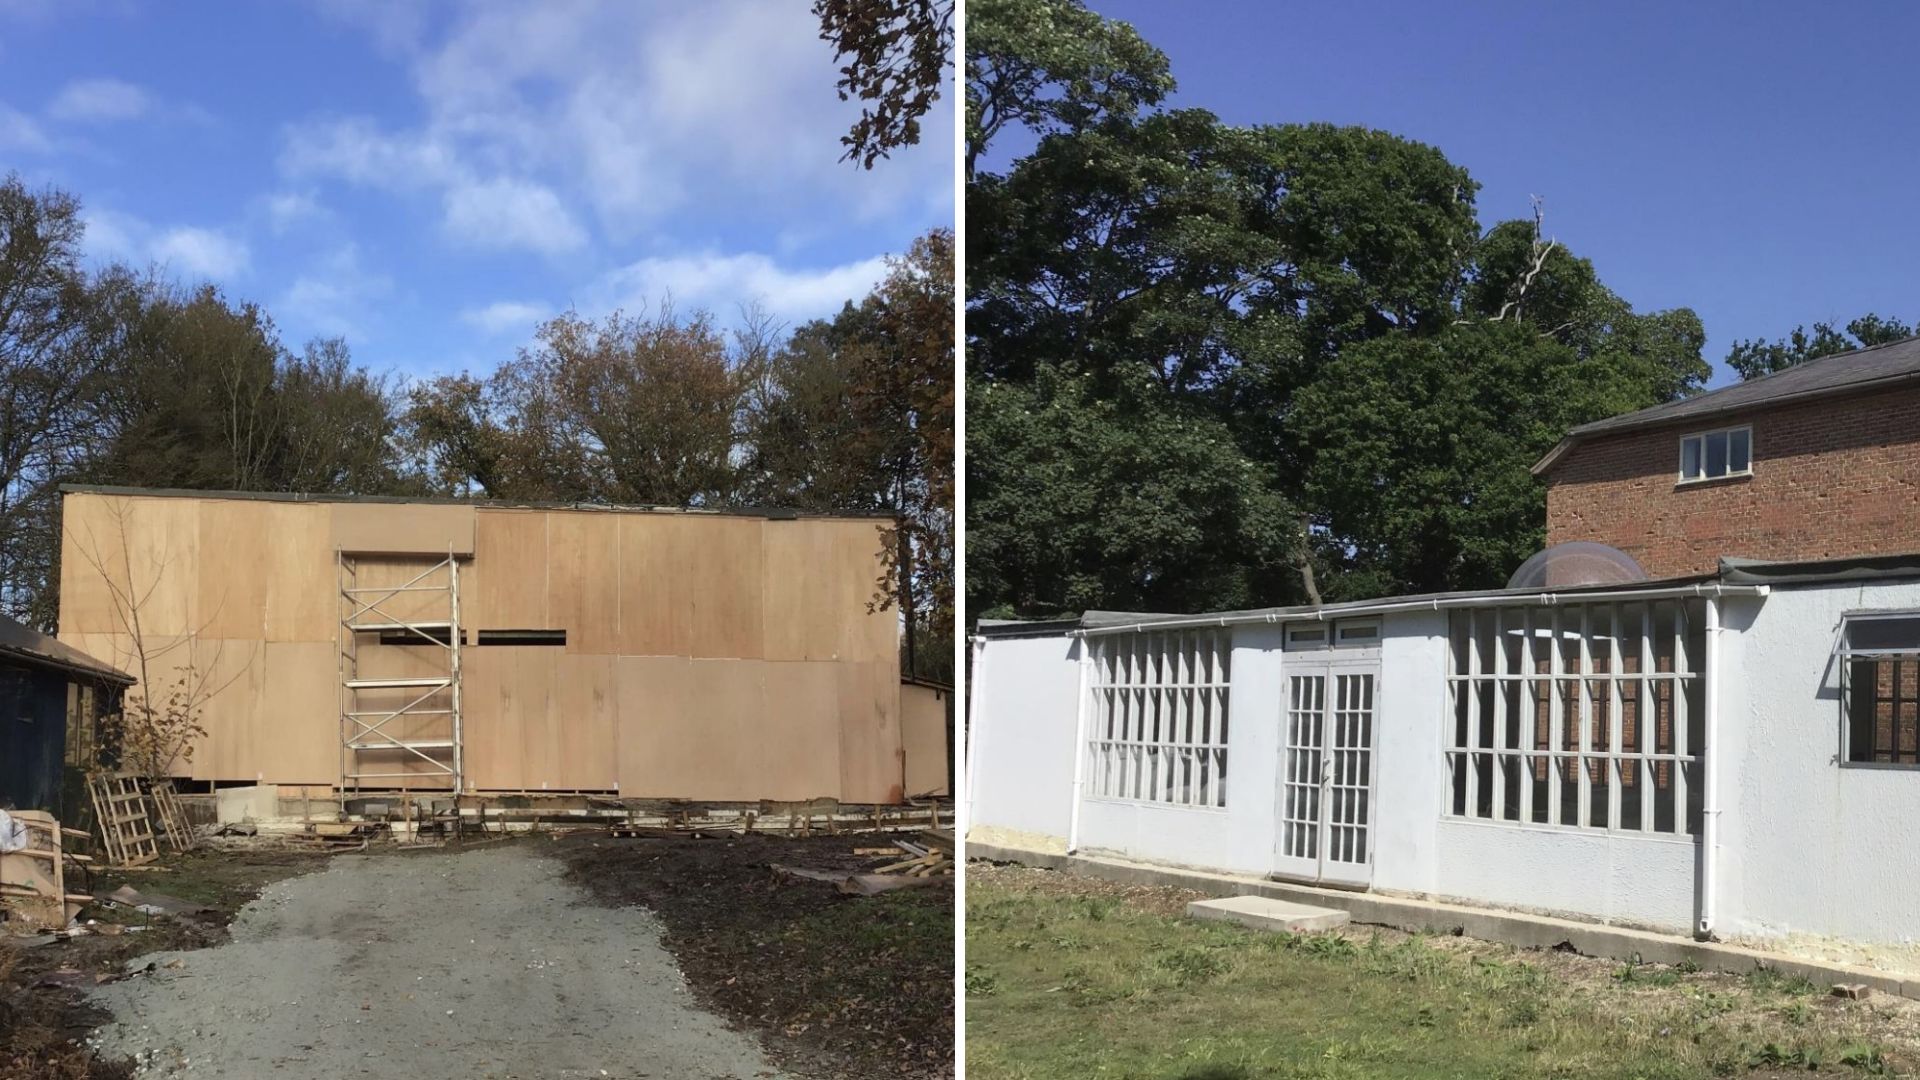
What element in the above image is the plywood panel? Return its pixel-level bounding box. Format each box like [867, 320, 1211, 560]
[345, 557, 453, 627]
[458, 649, 513, 790]
[900, 683, 950, 798]
[509, 648, 560, 789]
[615, 657, 764, 798]
[546, 513, 620, 654]
[263, 504, 335, 642]
[758, 662, 844, 801]
[60, 494, 200, 638]
[687, 518, 764, 660]
[258, 641, 337, 784]
[472, 511, 547, 628]
[615, 516, 693, 657]
[190, 638, 265, 783]
[196, 502, 273, 639]
[553, 653, 617, 790]
[837, 661, 903, 804]
[330, 502, 475, 555]
[763, 520, 892, 664]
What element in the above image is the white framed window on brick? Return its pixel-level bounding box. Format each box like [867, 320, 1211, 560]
[1087, 630, 1231, 808]
[1840, 612, 1920, 766]
[1445, 600, 1705, 835]
[1678, 425, 1751, 483]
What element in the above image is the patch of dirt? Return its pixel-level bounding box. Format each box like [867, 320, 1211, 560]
[0, 848, 325, 1080]
[557, 830, 954, 1080]
[967, 859, 1207, 918]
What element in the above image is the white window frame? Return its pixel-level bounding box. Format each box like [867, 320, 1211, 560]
[1838, 611, 1920, 769]
[1443, 600, 1704, 837]
[1677, 424, 1752, 484]
[1086, 630, 1231, 809]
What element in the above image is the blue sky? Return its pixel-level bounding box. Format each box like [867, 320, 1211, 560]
[0, 0, 953, 380]
[1086, 1, 1920, 386]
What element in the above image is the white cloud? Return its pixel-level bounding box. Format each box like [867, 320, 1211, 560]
[262, 190, 326, 233]
[48, 77, 150, 122]
[0, 103, 49, 152]
[285, 0, 953, 239]
[279, 243, 390, 338]
[442, 177, 585, 255]
[80, 208, 250, 282]
[151, 226, 250, 280]
[591, 250, 889, 322]
[460, 299, 552, 335]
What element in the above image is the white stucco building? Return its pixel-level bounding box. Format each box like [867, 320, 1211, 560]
[967, 554, 1920, 947]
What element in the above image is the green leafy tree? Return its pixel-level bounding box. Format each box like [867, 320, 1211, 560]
[966, 0, 1709, 621]
[1725, 313, 1914, 380]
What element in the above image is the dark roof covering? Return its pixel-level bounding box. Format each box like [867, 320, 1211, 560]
[978, 550, 1920, 638]
[58, 484, 893, 524]
[1532, 334, 1920, 474]
[0, 615, 133, 684]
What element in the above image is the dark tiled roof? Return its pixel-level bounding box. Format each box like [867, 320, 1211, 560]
[0, 614, 133, 684]
[1535, 334, 1920, 473]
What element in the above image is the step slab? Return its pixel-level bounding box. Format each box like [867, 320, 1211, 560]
[1187, 894, 1350, 933]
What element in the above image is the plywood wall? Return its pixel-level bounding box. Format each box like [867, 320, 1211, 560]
[57, 492, 906, 802]
[900, 683, 951, 798]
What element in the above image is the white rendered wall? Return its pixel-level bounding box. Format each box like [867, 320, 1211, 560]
[967, 633, 1081, 847]
[1074, 624, 1286, 875]
[1718, 580, 1920, 946]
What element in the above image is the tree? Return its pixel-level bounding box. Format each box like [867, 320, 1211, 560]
[968, 367, 1296, 618]
[1295, 321, 1686, 598]
[746, 229, 955, 679]
[965, 1, 1709, 621]
[0, 176, 115, 626]
[816, 0, 953, 168]
[964, 0, 1172, 177]
[1725, 314, 1914, 380]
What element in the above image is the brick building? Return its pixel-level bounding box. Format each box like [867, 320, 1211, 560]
[1533, 337, 1920, 577]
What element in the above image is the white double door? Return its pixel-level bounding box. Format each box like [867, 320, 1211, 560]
[1274, 657, 1377, 888]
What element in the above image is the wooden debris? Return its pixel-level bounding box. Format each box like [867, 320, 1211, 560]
[1833, 983, 1873, 1000]
[149, 779, 196, 853]
[88, 773, 160, 868]
[0, 810, 89, 928]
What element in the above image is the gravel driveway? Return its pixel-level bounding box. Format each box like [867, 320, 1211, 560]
[86, 843, 786, 1080]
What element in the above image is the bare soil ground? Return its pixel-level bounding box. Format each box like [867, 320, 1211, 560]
[554, 829, 954, 1080]
[1, 847, 323, 1080]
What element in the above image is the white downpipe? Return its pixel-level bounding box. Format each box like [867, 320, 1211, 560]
[1698, 595, 1722, 939]
[1065, 638, 1093, 854]
[962, 636, 987, 829]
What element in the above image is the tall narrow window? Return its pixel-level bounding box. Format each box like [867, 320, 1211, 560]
[1086, 630, 1231, 808]
[1446, 601, 1705, 834]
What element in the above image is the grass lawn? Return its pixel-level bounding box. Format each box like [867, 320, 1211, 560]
[967, 864, 1920, 1080]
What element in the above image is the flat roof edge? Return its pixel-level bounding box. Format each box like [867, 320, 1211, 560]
[57, 484, 895, 524]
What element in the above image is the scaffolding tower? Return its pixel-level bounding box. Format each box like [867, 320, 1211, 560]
[337, 551, 463, 793]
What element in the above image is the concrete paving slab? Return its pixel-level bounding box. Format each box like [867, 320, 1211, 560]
[1189, 894, 1349, 933]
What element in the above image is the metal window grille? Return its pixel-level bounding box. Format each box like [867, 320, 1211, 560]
[1086, 630, 1231, 808]
[1445, 601, 1705, 835]
[1840, 614, 1920, 765]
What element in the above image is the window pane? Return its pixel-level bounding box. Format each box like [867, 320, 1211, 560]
[1729, 428, 1751, 473]
[1704, 431, 1728, 478]
[1680, 436, 1702, 478]
[1848, 616, 1920, 652]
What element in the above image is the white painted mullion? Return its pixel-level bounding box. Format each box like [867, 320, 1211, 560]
[1608, 603, 1625, 831]
[1548, 607, 1565, 825]
[1492, 606, 1507, 820]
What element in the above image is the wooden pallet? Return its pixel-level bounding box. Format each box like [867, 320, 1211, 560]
[149, 779, 196, 853]
[87, 774, 160, 868]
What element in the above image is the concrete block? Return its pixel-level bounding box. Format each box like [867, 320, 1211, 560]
[215, 785, 278, 824]
[1188, 895, 1350, 934]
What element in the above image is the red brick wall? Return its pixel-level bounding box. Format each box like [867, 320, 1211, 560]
[1544, 383, 1920, 578]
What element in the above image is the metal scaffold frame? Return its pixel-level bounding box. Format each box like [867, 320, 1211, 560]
[337, 549, 464, 794]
